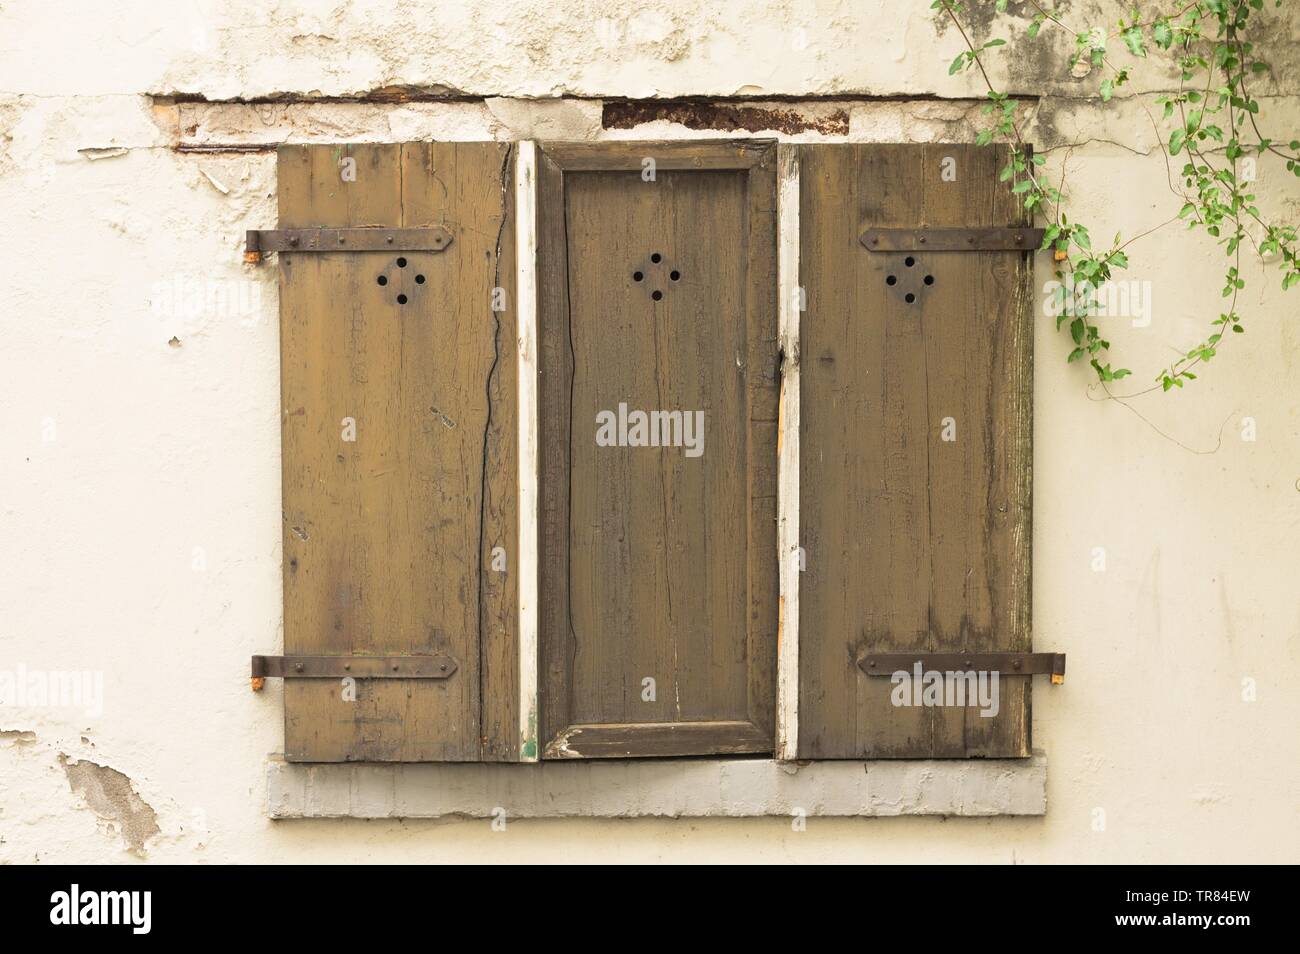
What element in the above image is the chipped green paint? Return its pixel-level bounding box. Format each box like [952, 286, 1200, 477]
[521, 708, 537, 760]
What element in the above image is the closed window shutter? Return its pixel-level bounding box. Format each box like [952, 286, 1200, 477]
[535, 141, 779, 759]
[275, 143, 518, 762]
[797, 143, 1035, 758]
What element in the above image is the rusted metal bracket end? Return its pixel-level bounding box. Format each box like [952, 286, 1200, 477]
[858, 652, 1066, 684]
[860, 227, 1046, 252]
[250, 654, 459, 688]
[243, 227, 454, 263]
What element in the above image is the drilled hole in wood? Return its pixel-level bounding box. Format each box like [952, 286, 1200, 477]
[415, 274, 426, 284]
[397, 294, 408, 305]
[670, 270, 681, 281]
[651, 252, 662, 264]
[904, 256, 915, 267]
[904, 292, 916, 304]
[651, 290, 663, 301]
[396, 257, 407, 268]
[886, 275, 897, 286]
[377, 275, 387, 286]
[633, 271, 644, 282]
[924, 275, 935, 285]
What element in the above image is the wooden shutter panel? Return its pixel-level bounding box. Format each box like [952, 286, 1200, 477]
[275, 143, 518, 762]
[536, 141, 779, 758]
[797, 143, 1034, 759]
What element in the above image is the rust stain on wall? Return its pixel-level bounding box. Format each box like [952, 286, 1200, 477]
[603, 100, 850, 135]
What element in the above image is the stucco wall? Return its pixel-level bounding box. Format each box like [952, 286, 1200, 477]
[2, 1, 1298, 863]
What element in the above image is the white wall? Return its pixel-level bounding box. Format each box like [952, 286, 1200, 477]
[2, 0, 1298, 863]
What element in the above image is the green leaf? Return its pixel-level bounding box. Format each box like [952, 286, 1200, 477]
[1100, 79, 1114, 102]
[1121, 27, 1146, 57]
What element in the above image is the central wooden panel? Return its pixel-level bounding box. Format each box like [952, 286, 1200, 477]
[538, 142, 778, 759]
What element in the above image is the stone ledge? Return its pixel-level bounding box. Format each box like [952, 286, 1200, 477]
[267, 752, 1047, 818]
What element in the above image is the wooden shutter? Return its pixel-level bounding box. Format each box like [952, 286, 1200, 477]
[536, 141, 779, 758]
[796, 143, 1034, 758]
[276, 143, 518, 762]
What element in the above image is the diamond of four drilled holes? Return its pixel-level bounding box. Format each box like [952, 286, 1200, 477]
[885, 256, 935, 304]
[376, 256, 426, 305]
[632, 252, 681, 302]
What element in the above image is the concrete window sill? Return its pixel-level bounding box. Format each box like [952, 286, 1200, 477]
[267, 751, 1046, 818]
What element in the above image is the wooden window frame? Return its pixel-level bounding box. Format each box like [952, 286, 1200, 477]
[267, 138, 1036, 766]
[528, 140, 781, 759]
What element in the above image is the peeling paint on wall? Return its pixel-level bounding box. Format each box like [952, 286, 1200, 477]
[603, 99, 850, 135]
[60, 755, 161, 857]
[0, 0, 1298, 864]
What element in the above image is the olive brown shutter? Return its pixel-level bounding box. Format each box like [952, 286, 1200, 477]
[258, 143, 519, 762]
[535, 141, 779, 758]
[796, 143, 1040, 759]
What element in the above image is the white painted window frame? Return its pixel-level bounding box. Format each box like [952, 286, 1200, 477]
[775, 144, 801, 761]
[515, 141, 540, 762]
[514, 139, 801, 762]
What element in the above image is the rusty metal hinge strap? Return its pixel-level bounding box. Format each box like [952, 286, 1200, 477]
[244, 227, 454, 262]
[251, 654, 458, 680]
[860, 227, 1046, 252]
[859, 652, 1066, 684]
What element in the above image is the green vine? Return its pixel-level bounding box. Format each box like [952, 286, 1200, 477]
[936, 0, 1300, 393]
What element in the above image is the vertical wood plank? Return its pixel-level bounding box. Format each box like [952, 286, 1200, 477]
[466, 143, 520, 762]
[797, 143, 1034, 759]
[536, 147, 571, 755]
[277, 142, 514, 762]
[745, 151, 781, 746]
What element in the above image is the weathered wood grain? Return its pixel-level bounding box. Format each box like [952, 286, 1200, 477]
[277, 142, 516, 762]
[537, 140, 778, 758]
[797, 143, 1034, 759]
